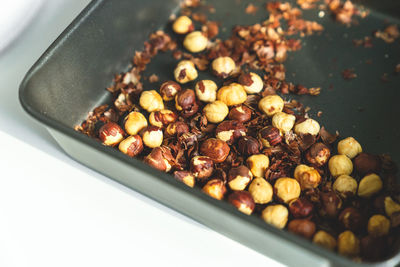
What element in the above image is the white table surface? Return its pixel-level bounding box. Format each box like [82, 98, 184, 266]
[0, 1, 284, 266]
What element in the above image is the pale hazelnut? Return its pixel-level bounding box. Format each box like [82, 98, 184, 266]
[174, 60, 198, 84]
[294, 164, 322, 190]
[228, 105, 252, 123]
[258, 95, 284, 117]
[246, 154, 270, 177]
[337, 137, 362, 159]
[313, 230, 337, 251]
[337, 231, 360, 257]
[384, 196, 400, 217]
[228, 191, 255, 215]
[141, 126, 163, 148]
[139, 90, 164, 112]
[203, 101, 229, 123]
[367, 215, 390, 237]
[173, 171, 195, 188]
[274, 177, 301, 203]
[118, 135, 144, 157]
[202, 179, 227, 200]
[149, 109, 177, 128]
[238, 72, 263, 94]
[124, 111, 148, 135]
[261, 204, 289, 229]
[183, 31, 208, 53]
[98, 122, 125, 147]
[333, 175, 358, 198]
[328, 155, 353, 177]
[217, 83, 247, 106]
[190, 156, 214, 179]
[227, 165, 253, 191]
[211, 56, 236, 78]
[294, 118, 320, 136]
[195, 80, 217, 102]
[159, 81, 181, 101]
[172, 15, 194, 34]
[144, 146, 174, 172]
[357, 173, 382, 198]
[248, 177, 273, 204]
[272, 112, 296, 134]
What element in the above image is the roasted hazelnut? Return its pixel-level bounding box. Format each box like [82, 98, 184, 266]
[248, 177, 273, 204]
[333, 175, 358, 198]
[174, 60, 198, 84]
[139, 90, 164, 112]
[272, 112, 296, 134]
[166, 121, 189, 136]
[124, 111, 148, 135]
[339, 207, 363, 232]
[141, 126, 163, 148]
[258, 95, 284, 117]
[328, 155, 353, 177]
[200, 138, 230, 163]
[195, 80, 217, 103]
[258, 126, 282, 147]
[144, 146, 174, 172]
[294, 164, 322, 190]
[183, 31, 208, 53]
[294, 118, 320, 136]
[337, 137, 362, 159]
[357, 173, 382, 198]
[99, 122, 125, 146]
[360, 235, 387, 261]
[354, 153, 381, 176]
[175, 89, 199, 118]
[238, 72, 263, 94]
[320, 191, 342, 218]
[274, 178, 301, 204]
[173, 170, 195, 188]
[312, 231, 337, 251]
[238, 136, 260, 156]
[246, 154, 270, 177]
[228, 191, 255, 215]
[149, 109, 177, 128]
[215, 120, 246, 144]
[261, 204, 289, 229]
[337, 231, 360, 257]
[228, 105, 252, 123]
[118, 135, 144, 157]
[172, 15, 194, 34]
[228, 165, 253, 191]
[384, 196, 400, 217]
[289, 197, 314, 218]
[217, 83, 247, 106]
[159, 81, 181, 101]
[305, 143, 331, 167]
[368, 215, 390, 237]
[203, 101, 229, 123]
[211, 56, 236, 78]
[288, 219, 316, 239]
[202, 179, 227, 200]
[190, 156, 214, 179]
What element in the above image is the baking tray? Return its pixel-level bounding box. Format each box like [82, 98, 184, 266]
[19, 0, 400, 266]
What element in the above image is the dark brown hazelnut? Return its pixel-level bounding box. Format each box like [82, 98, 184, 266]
[215, 120, 246, 145]
[144, 146, 174, 172]
[190, 156, 214, 179]
[238, 136, 260, 156]
[200, 138, 230, 163]
[228, 105, 252, 123]
[227, 165, 253, 191]
[228, 191, 255, 215]
[202, 179, 227, 200]
[118, 135, 144, 157]
[354, 153, 382, 176]
[320, 190, 342, 218]
[160, 81, 181, 101]
[175, 89, 199, 118]
[339, 207, 364, 232]
[289, 197, 314, 219]
[258, 126, 282, 147]
[305, 143, 331, 167]
[166, 121, 189, 137]
[173, 171, 195, 188]
[360, 236, 387, 261]
[98, 122, 125, 147]
[288, 219, 316, 239]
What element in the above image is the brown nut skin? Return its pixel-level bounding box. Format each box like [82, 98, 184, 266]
[227, 165, 253, 191]
[339, 207, 364, 233]
[228, 105, 252, 123]
[320, 191, 342, 218]
[238, 136, 261, 156]
[258, 126, 282, 147]
[354, 153, 382, 176]
[118, 135, 144, 157]
[159, 81, 181, 101]
[360, 235, 388, 261]
[173, 171, 195, 188]
[166, 121, 189, 137]
[294, 164, 322, 190]
[305, 143, 331, 167]
[288, 219, 316, 239]
[228, 191, 256, 215]
[143, 146, 174, 172]
[202, 179, 227, 200]
[289, 197, 314, 219]
[215, 120, 246, 145]
[99, 122, 125, 147]
[175, 89, 199, 118]
[200, 138, 230, 163]
[190, 156, 214, 180]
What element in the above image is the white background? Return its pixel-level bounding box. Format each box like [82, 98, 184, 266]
[0, 1, 283, 267]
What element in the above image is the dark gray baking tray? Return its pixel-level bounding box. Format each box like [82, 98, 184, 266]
[19, 0, 400, 266]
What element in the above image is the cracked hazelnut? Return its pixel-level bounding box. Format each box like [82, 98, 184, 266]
[320, 190, 342, 218]
[258, 95, 284, 117]
[337, 137, 362, 159]
[183, 31, 208, 53]
[339, 207, 363, 232]
[294, 164, 322, 190]
[384, 196, 400, 217]
[368, 215, 390, 237]
[238, 136, 260, 156]
[248, 177, 273, 204]
[202, 179, 226, 200]
[166, 121, 189, 136]
[173, 171, 195, 187]
[228, 191, 255, 215]
[149, 109, 177, 128]
[358, 173, 382, 198]
[124, 111, 148, 135]
[306, 143, 331, 167]
[289, 197, 314, 218]
[99, 122, 125, 147]
[313, 231, 336, 251]
[118, 135, 143, 157]
[217, 83, 247, 106]
[261, 204, 289, 229]
[274, 178, 301, 204]
[333, 175, 358, 198]
[288, 219, 316, 239]
[200, 138, 230, 163]
[215, 120, 246, 144]
[160, 81, 181, 101]
[246, 154, 270, 177]
[238, 72, 263, 94]
[203, 101, 229, 123]
[190, 156, 214, 179]
[175, 89, 199, 118]
[337, 231, 360, 257]
[258, 126, 282, 147]
[211, 56, 236, 78]
[141, 126, 163, 148]
[144, 146, 174, 172]
[228, 105, 252, 123]
[139, 90, 164, 112]
[228, 165, 253, 191]
[174, 60, 198, 84]
[272, 112, 296, 134]
[195, 80, 217, 102]
[172, 15, 194, 34]
[294, 118, 320, 136]
[328, 155, 353, 177]
[354, 153, 381, 176]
